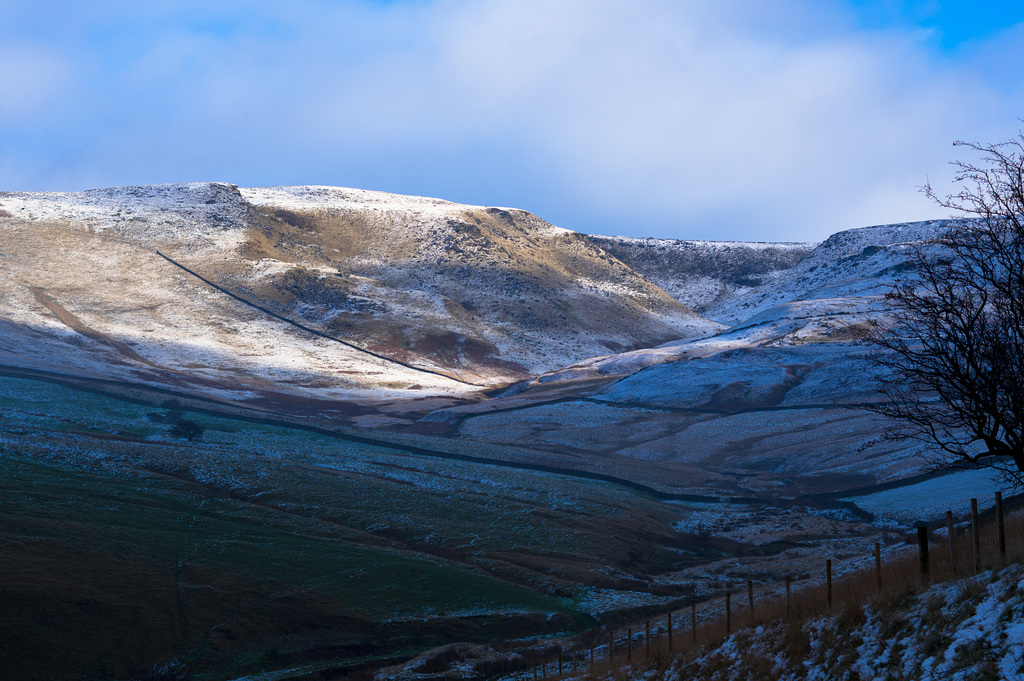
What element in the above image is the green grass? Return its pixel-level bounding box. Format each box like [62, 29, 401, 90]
[0, 376, 708, 679]
[0, 450, 584, 680]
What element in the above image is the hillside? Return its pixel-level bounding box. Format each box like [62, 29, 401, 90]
[235, 186, 721, 374]
[706, 220, 952, 325]
[587, 235, 815, 316]
[421, 220, 975, 500]
[0, 183, 1006, 681]
[617, 559, 1024, 681]
[0, 183, 722, 425]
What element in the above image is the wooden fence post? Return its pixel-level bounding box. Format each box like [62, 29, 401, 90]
[691, 603, 697, 645]
[971, 498, 981, 573]
[542, 659, 546, 680]
[667, 611, 673, 652]
[627, 628, 632, 664]
[997, 491, 1007, 562]
[826, 559, 833, 610]
[609, 631, 614, 664]
[917, 524, 930, 584]
[946, 510, 956, 569]
[725, 591, 731, 634]
[747, 579, 754, 621]
[558, 649, 563, 678]
[590, 635, 595, 671]
[645, 621, 651, 656]
[785, 575, 792, 615]
[874, 542, 882, 591]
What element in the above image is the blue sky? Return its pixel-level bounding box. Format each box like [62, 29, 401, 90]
[2, 1, 1023, 241]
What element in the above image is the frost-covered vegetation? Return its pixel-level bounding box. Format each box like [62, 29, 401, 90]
[605, 562, 1024, 681]
[1, 183, 1011, 681]
[587, 235, 815, 315]
[0, 182, 722, 392]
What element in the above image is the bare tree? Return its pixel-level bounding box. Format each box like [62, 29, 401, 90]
[865, 127, 1024, 485]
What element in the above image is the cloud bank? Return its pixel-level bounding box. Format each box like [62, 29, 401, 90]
[1, 0, 1023, 241]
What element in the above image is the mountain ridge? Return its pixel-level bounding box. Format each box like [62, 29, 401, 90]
[2, 183, 1008, 681]
[586, 234, 816, 317]
[0, 182, 724, 426]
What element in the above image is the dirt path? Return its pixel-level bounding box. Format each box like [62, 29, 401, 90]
[27, 286, 159, 368]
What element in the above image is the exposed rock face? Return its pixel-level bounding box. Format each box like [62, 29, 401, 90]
[586, 235, 815, 317]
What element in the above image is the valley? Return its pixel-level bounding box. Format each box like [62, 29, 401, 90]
[0, 184, 1003, 680]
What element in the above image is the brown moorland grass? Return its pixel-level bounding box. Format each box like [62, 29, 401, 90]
[500, 490, 1024, 681]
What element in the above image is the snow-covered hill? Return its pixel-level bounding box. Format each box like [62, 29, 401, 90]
[708, 220, 951, 325]
[234, 186, 722, 377]
[422, 220, 977, 497]
[0, 182, 982, 492]
[482, 219, 955, 390]
[587, 235, 815, 316]
[0, 183, 723, 425]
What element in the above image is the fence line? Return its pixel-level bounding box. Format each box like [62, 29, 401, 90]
[518, 490, 1020, 680]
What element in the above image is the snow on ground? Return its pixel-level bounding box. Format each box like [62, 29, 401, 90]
[2, 182, 728, 398]
[574, 587, 677, 615]
[843, 468, 1010, 526]
[586, 235, 816, 315]
[651, 562, 1024, 681]
[0, 182, 256, 246]
[706, 219, 956, 326]
[242, 185, 578, 237]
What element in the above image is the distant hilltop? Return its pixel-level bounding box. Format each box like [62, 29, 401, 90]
[0, 183, 958, 423]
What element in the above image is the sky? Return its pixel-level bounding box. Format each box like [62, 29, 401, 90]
[2, 0, 1024, 242]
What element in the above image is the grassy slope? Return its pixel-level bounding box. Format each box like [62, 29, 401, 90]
[0, 376, 708, 680]
[0, 452, 587, 680]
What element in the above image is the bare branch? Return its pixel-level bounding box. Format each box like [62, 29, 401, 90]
[862, 127, 1024, 485]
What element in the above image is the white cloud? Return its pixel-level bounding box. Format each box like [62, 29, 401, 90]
[277, 0, 1022, 239]
[2, 0, 1023, 241]
[313, 0, 1010, 238]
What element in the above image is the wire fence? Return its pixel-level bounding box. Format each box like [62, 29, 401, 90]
[514, 491, 1021, 680]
